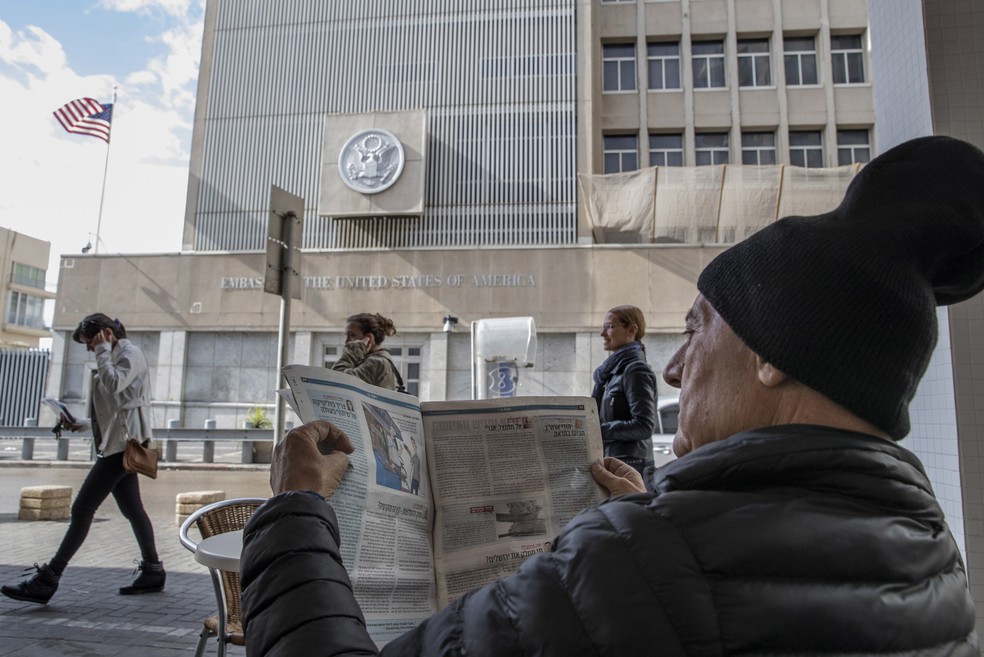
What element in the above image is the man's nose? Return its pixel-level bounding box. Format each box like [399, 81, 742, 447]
[663, 349, 683, 388]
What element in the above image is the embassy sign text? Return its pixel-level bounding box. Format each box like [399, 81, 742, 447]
[221, 273, 537, 291]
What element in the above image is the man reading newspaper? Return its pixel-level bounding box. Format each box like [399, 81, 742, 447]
[241, 136, 982, 655]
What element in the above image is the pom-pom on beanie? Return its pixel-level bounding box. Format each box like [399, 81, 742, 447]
[697, 136, 984, 440]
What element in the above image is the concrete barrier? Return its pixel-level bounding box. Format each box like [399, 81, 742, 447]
[175, 489, 225, 526]
[19, 485, 72, 521]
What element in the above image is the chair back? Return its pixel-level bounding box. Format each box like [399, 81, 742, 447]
[180, 498, 266, 631]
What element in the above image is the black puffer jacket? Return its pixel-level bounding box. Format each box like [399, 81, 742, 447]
[241, 426, 977, 656]
[591, 342, 657, 463]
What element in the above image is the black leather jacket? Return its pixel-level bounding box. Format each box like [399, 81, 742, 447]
[241, 426, 977, 656]
[593, 344, 657, 462]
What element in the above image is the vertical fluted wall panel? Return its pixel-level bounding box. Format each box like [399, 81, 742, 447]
[192, 0, 576, 251]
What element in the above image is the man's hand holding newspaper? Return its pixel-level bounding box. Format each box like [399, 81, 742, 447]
[271, 420, 354, 499]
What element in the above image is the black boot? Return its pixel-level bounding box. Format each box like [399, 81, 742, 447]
[1, 563, 60, 605]
[119, 560, 165, 595]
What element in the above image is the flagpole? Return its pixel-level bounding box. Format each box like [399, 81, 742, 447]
[94, 86, 116, 254]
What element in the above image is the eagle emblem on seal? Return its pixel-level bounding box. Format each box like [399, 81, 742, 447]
[338, 129, 406, 194]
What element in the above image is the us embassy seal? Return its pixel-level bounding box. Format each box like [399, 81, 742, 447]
[338, 128, 406, 194]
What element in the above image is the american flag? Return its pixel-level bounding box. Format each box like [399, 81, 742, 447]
[52, 98, 113, 143]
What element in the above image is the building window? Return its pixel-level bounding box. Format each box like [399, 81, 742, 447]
[695, 133, 729, 166]
[790, 130, 823, 168]
[323, 344, 421, 396]
[603, 44, 637, 92]
[649, 134, 684, 166]
[741, 132, 776, 165]
[692, 41, 726, 88]
[831, 34, 865, 84]
[837, 129, 871, 165]
[737, 39, 771, 87]
[5, 291, 46, 329]
[783, 36, 818, 86]
[11, 263, 46, 290]
[603, 135, 639, 173]
[647, 42, 681, 90]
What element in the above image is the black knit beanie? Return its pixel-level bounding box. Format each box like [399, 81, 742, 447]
[698, 136, 984, 440]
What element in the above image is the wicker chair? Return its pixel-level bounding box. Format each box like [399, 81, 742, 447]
[179, 498, 266, 657]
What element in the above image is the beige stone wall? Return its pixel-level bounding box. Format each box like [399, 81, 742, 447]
[53, 245, 724, 336]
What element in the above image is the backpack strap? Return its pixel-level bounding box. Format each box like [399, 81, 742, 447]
[388, 360, 406, 393]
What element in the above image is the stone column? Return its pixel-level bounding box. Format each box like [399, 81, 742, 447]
[155, 330, 187, 427]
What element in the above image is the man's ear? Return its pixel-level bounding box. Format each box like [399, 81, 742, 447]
[756, 355, 788, 388]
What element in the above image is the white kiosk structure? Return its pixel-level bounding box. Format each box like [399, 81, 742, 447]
[470, 317, 537, 399]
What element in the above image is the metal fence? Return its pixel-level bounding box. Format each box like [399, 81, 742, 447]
[0, 425, 274, 465]
[0, 348, 49, 425]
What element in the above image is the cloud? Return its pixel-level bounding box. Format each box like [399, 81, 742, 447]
[143, 18, 204, 108]
[97, 0, 200, 19]
[0, 23, 67, 77]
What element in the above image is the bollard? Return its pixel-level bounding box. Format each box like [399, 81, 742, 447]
[56, 438, 70, 460]
[22, 418, 37, 460]
[203, 419, 217, 463]
[165, 419, 181, 462]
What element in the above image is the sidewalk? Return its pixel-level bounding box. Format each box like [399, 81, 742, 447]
[0, 461, 271, 656]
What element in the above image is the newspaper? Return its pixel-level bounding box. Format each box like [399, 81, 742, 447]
[42, 397, 80, 425]
[282, 365, 606, 645]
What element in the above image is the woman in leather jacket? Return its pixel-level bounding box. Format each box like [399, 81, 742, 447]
[592, 305, 658, 476]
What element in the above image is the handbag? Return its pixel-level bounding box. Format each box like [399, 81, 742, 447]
[122, 427, 159, 479]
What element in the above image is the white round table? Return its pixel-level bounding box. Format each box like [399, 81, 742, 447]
[194, 529, 243, 573]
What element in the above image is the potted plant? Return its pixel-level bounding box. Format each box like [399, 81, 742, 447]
[244, 406, 272, 429]
[244, 406, 273, 463]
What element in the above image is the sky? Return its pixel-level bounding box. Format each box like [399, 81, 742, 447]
[0, 0, 205, 286]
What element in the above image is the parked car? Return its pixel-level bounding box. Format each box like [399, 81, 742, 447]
[652, 398, 679, 461]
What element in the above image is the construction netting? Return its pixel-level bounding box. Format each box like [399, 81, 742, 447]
[579, 163, 863, 244]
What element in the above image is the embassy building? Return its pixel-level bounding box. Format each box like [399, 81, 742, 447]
[48, 0, 984, 627]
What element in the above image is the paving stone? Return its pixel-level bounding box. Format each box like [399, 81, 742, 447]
[1, 465, 267, 656]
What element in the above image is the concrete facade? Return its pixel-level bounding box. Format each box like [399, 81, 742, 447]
[583, 0, 875, 172]
[49, 245, 717, 426]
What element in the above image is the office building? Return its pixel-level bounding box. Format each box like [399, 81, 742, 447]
[1, 227, 53, 349]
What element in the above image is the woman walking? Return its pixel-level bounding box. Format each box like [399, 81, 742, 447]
[331, 312, 402, 390]
[593, 305, 658, 478]
[1, 314, 164, 605]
